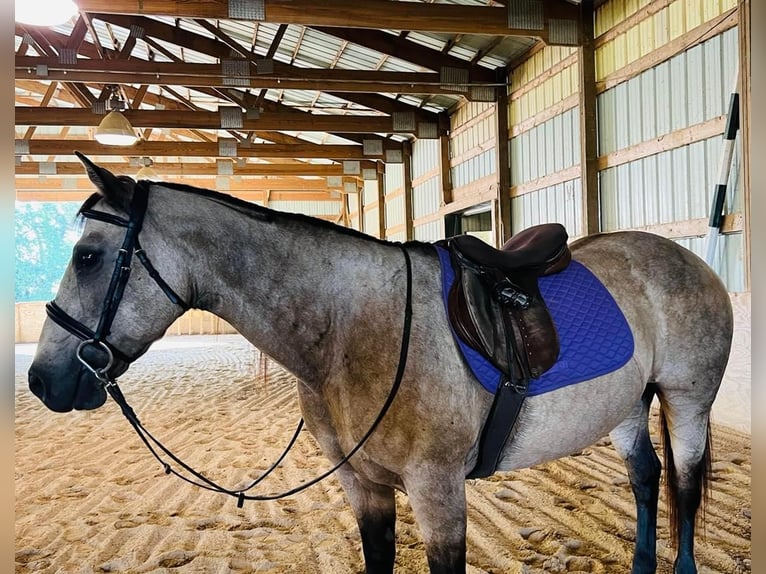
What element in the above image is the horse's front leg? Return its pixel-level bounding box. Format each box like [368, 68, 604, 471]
[405, 466, 467, 574]
[335, 466, 397, 574]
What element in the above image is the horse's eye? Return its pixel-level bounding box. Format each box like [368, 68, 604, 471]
[75, 250, 101, 271]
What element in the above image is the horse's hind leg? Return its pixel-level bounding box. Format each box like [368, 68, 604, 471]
[657, 389, 714, 574]
[610, 385, 662, 574]
[335, 467, 396, 574]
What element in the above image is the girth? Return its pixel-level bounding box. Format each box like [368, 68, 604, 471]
[437, 223, 571, 478]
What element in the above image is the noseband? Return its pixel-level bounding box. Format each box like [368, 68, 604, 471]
[45, 182, 190, 383]
[45, 181, 414, 506]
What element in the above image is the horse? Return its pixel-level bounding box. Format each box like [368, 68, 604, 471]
[28, 153, 733, 574]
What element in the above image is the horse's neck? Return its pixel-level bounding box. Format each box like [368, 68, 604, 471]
[189, 204, 400, 385]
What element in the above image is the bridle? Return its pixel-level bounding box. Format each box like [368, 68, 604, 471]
[45, 180, 414, 506]
[47, 182, 190, 381]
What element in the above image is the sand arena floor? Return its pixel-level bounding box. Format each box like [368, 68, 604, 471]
[15, 335, 751, 573]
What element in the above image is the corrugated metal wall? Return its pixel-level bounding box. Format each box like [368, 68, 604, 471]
[384, 163, 407, 243]
[450, 102, 497, 199]
[509, 46, 583, 237]
[411, 139, 443, 242]
[362, 179, 382, 238]
[269, 199, 341, 218]
[596, 2, 743, 291]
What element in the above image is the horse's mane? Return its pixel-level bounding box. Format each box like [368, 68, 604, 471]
[77, 179, 430, 250]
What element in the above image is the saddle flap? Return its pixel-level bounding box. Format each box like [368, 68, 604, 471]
[442, 234, 562, 383]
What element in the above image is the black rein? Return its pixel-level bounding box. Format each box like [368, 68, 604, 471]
[46, 181, 414, 506]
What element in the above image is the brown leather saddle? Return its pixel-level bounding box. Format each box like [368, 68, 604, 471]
[437, 223, 571, 478]
[440, 222, 571, 384]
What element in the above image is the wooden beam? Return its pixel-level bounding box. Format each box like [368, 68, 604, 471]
[597, 116, 726, 171]
[313, 27, 496, 82]
[19, 139, 393, 160]
[402, 141, 414, 241]
[77, 0, 580, 38]
[15, 175, 345, 192]
[494, 77, 511, 243]
[578, 0, 599, 236]
[16, 161, 350, 177]
[15, 107, 417, 134]
[15, 56, 466, 95]
[438, 134, 453, 205]
[739, 0, 751, 290]
[376, 168, 386, 240]
[16, 190, 341, 203]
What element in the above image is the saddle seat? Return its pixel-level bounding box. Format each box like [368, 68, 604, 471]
[439, 223, 571, 383]
[449, 222, 571, 277]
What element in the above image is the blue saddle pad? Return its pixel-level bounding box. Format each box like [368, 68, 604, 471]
[435, 246, 634, 396]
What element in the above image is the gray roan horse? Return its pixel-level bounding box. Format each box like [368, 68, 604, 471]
[28, 154, 733, 574]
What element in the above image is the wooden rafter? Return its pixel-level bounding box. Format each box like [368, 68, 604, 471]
[16, 161, 356, 177]
[15, 107, 425, 135]
[15, 57, 481, 96]
[75, 0, 579, 39]
[19, 139, 398, 160]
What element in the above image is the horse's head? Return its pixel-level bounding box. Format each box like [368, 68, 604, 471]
[28, 153, 190, 412]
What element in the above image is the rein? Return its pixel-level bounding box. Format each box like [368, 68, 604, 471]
[46, 182, 414, 506]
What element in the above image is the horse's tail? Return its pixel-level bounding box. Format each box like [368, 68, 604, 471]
[659, 403, 713, 547]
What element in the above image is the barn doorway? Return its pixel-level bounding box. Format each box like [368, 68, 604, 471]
[445, 201, 493, 245]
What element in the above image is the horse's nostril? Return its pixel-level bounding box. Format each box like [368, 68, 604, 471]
[28, 371, 45, 400]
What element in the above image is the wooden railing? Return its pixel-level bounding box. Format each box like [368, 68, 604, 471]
[15, 302, 237, 343]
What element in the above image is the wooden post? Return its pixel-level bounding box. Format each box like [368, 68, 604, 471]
[578, 0, 599, 237]
[494, 68, 512, 245]
[403, 141, 414, 241]
[376, 164, 386, 240]
[438, 132, 453, 206]
[739, 0, 751, 290]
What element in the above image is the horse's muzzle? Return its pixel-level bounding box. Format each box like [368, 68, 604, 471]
[28, 367, 107, 412]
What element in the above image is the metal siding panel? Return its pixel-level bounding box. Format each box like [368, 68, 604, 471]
[656, 150, 674, 223]
[639, 68, 657, 141]
[629, 160, 645, 227]
[570, 106, 580, 166]
[686, 44, 705, 126]
[727, 137, 743, 212]
[570, 178, 582, 237]
[671, 146, 690, 221]
[561, 110, 574, 167]
[653, 8, 669, 47]
[510, 136, 521, 186]
[361, 181, 374, 205]
[668, 0, 685, 40]
[638, 16, 655, 58]
[615, 164, 631, 229]
[551, 114, 566, 172]
[385, 164, 403, 193]
[686, 0, 703, 30]
[600, 168, 617, 231]
[528, 128, 539, 181]
[642, 155, 660, 226]
[544, 120, 555, 177]
[614, 82, 629, 150]
[688, 140, 708, 219]
[654, 61, 672, 135]
[670, 55, 690, 131]
[597, 91, 615, 155]
[703, 33, 724, 119]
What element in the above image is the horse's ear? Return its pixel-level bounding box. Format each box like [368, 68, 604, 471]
[75, 151, 134, 212]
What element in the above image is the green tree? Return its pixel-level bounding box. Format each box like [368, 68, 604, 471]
[15, 201, 82, 302]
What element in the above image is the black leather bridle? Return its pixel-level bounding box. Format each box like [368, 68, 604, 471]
[46, 182, 190, 383]
[44, 181, 414, 506]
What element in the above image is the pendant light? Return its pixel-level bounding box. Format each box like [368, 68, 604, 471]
[94, 86, 138, 146]
[15, 0, 78, 26]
